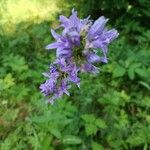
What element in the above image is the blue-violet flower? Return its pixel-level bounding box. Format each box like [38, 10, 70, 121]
[40, 9, 119, 104]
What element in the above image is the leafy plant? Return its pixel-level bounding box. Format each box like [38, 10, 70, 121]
[0, 0, 150, 150]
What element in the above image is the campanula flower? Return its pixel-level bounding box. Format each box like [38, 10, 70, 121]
[40, 9, 119, 104]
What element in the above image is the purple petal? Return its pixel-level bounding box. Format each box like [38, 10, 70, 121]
[45, 42, 61, 50]
[99, 56, 108, 63]
[88, 16, 108, 39]
[81, 63, 100, 74]
[59, 15, 69, 27]
[56, 49, 72, 58]
[51, 29, 60, 40]
[40, 79, 56, 96]
[92, 29, 119, 48]
[102, 29, 119, 43]
[92, 39, 103, 48]
[58, 79, 71, 96]
[47, 95, 58, 104]
[86, 53, 101, 63]
[54, 57, 66, 67]
[69, 10, 80, 31]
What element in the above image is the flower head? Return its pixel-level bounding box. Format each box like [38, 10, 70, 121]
[40, 9, 119, 104]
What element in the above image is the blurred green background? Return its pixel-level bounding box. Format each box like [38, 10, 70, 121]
[0, 0, 150, 149]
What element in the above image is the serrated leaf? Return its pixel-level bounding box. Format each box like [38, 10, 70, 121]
[127, 62, 140, 80]
[95, 119, 107, 129]
[126, 134, 146, 146]
[3, 109, 19, 122]
[3, 74, 15, 89]
[81, 114, 96, 123]
[3, 54, 28, 73]
[128, 67, 135, 80]
[113, 65, 126, 78]
[49, 128, 61, 139]
[135, 68, 149, 78]
[85, 124, 98, 136]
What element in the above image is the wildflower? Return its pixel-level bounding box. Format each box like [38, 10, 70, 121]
[40, 9, 119, 104]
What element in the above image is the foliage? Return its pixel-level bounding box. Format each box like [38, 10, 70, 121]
[0, 0, 150, 150]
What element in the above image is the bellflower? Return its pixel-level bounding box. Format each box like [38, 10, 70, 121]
[40, 9, 119, 104]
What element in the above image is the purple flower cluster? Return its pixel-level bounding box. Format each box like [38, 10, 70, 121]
[40, 9, 119, 104]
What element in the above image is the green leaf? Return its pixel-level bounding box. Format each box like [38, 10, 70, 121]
[85, 124, 98, 136]
[31, 113, 52, 123]
[49, 128, 61, 139]
[127, 62, 140, 80]
[143, 143, 148, 150]
[81, 114, 96, 123]
[95, 119, 107, 129]
[3, 74, 15, 89]
[113, 65, 126, 78]
[40, 134, 53, 150]
[62, 135, 82, 145]
[135, 68, 149, 78]
[0, 79, 5, 91]
[127, 135, 146, 146]
[139, 81, 150, 90]
[92, 142, 104, 150]
[126, 128, 147, 146]
[3, 54, 28, 73]
[6, 109, 19, 121]
[128, 67, 135, 80]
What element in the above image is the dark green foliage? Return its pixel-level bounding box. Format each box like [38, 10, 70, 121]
[0, 0, 150, 149]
